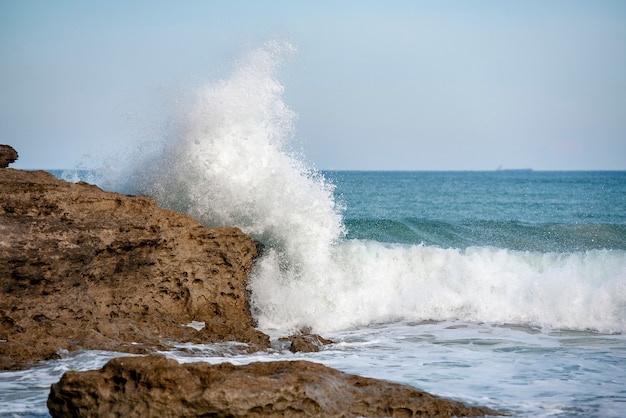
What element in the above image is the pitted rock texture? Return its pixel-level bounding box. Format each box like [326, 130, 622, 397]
[0, 168, 269, 370]
[47, 355, 504, 417]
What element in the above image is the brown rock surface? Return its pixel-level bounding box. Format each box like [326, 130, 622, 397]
[0, 168, 269, 370]
[0, 144, 18, 168]
[279, 329, 334, 353]
[47, 355, 504, 417]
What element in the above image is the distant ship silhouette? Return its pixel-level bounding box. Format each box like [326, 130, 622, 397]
[496, 165, 532, 172]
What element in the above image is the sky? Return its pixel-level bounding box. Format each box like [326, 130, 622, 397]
[1, 0, 625, 170]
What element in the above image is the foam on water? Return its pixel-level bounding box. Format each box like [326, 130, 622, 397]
[2, 321, 625, 417]
[252, 241, 626, 333]
[101, 41, 625, 336]
[163, 321, 626, 417]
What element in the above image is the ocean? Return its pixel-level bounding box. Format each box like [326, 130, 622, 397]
[2, 41, 625, 417]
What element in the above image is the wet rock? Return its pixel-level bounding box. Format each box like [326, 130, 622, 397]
[279, 328, 334, 353]
[0, 145, 18, 168]
[47, 355, 504, 417]
[0, 168, 269, 369]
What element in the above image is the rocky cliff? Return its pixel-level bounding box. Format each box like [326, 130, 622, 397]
[0, 167, 268, 370]
[47, 355, 503, 417]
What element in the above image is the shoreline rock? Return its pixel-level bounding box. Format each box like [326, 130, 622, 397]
[279, 327, 334, 353]
[47, 355, 504, 417]
[0, 144, 18, 168]
[1, 167, 268, 369]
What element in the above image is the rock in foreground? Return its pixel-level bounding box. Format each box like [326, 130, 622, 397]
[0, 168, 268, 369]
[48, 355, 503, 417]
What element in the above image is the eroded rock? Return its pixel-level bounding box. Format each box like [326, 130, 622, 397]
[0, 145, 18, 168]
[47, 355, 504, 417]
[0, 168, 269, 369]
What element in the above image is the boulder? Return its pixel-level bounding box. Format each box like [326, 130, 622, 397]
[47, 355, 504, 417]
[279, 328, 333, 353]
[0, 168, 269, 370]
[0, 144, 18, 168]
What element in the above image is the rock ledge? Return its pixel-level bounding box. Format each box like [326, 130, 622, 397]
[48, 355, 504, 417]
[0, 168, 268, 369]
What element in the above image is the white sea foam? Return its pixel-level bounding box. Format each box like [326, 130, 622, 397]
[252, 242, 626, 333]
[104, 40, 626, 336]
[116, 39, 345, 279]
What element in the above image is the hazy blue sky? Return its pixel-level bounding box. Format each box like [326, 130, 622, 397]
[2, 0, 625, 170]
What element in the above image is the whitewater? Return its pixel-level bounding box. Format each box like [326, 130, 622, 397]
[2, 41, 625, 417]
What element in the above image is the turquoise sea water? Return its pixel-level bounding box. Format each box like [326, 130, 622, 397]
[331, 170, 626, 251]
